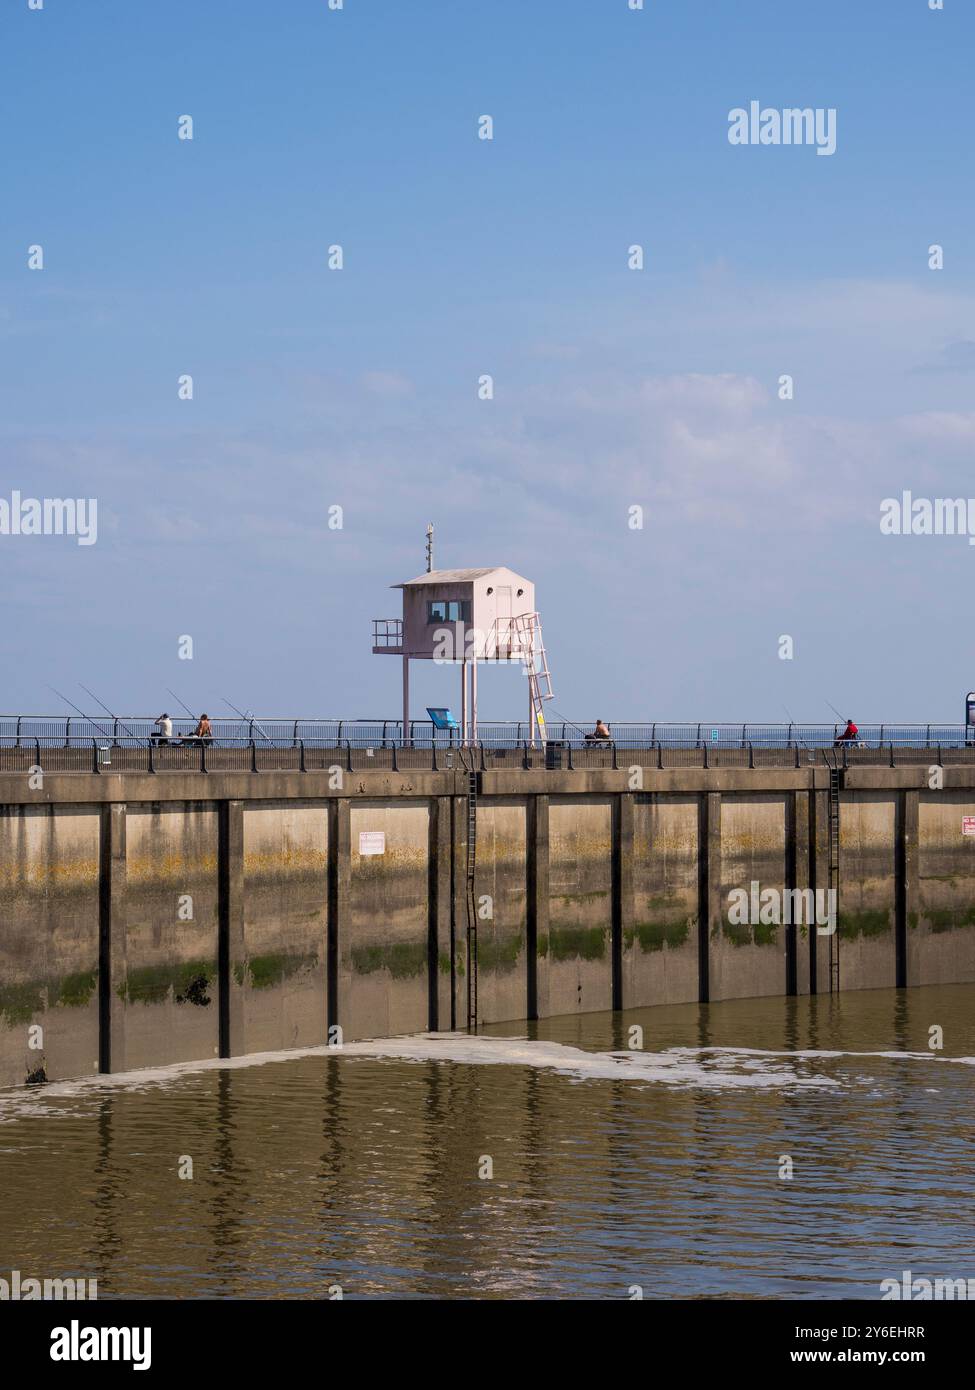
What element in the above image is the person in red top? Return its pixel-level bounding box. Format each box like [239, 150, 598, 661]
[835, 718, 858, 745]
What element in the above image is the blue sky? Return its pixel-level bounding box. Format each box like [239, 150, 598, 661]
[1, 0, 973, 722]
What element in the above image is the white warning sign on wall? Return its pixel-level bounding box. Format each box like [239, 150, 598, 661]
[359, 831, 386, 856]
[963, 818, 975, 837]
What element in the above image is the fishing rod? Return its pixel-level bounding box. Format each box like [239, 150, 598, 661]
[547, 706, 592, 739]
[46, 685, 114, 743]
[167, 687, 213, 740]
[782, 703, 815, 756]
[166, 687, 198, 721]
[823, 697, 859, 747]
[78, 684, 143, 744]
[222, 696, 273, 744]
[221, 699, 249, 745]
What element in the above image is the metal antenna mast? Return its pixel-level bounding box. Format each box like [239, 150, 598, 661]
[425, 522, 434, 573]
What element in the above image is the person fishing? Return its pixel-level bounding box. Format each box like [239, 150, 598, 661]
[834, 717, 859, 746]
[189, 713, 213, 744]
[585, 719, 612, 743]
[152, 712, 173, 745]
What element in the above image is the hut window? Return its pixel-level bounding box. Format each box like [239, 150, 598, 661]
[428, 600, 470, 623]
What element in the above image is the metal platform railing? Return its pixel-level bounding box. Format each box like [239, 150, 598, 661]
[1, 716, 972, 750]
[1, 734, 973, 775]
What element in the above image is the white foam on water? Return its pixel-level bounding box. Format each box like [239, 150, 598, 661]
[337, 1034, 840, 1089]
[666, 1045, 971, 1064]
[2, 1033, 973, 1124]
[0, 1045, 349, 1123]
[338, 1036, 974, 1080]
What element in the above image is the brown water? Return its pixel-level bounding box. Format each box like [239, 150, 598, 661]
[1, 984, 973, 1300]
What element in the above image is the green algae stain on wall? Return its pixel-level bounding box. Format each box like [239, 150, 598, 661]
[921, 905, 975, 935]
[549, 926, 607, 962]
[718, 916, 779, 948]
[119, 959, 217, 1006]
[476, 935, 522, 973]
[0, 981, 45, 1026]
[720, 920, 753, 948]
[351, 941, 427, 979]
[718, 900, 780, 948]
[57, 970, 98, 1009]
[626, 919, 692, 953]
[243, 952, 319, 989]
[0, 970, 99, 1026]
[840, 909, 891, 940]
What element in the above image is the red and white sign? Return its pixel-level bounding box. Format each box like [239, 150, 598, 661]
[359, 830, 386, 856]
[963, 818, 975, 837]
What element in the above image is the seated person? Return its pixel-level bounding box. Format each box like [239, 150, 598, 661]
[185, 713, 213, 744]
[834, 719, 859, 745]
[585, 719, 612, 742]
[152, 712, 173, 745]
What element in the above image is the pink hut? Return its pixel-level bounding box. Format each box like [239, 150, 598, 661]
[372, 529, 552, 743]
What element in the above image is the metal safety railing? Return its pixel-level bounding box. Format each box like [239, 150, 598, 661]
[371, 619, 403, 650]
[2, 735, 974, 776]
[1, 716, 973, 751]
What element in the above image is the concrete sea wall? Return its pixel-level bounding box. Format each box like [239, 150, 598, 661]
[2, 765, 975, 1087]
[241, 801, 329, 1053]
[0, 806, 100, 1085]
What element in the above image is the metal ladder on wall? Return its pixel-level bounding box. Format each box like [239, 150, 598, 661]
[826, 751, 841, 993]
[463, 756, 478, 1031]
[512, 612, 553, 745]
